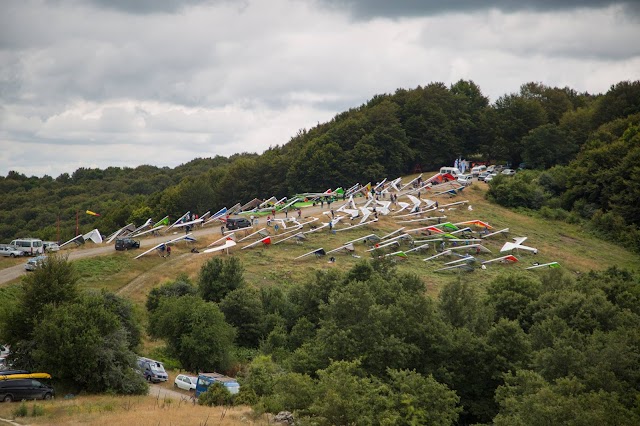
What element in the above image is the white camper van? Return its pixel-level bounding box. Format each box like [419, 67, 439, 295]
[10, 238, 44, 256]
[439, 167, 462, 178]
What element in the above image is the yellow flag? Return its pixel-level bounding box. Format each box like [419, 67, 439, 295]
[86, 210, 101, 216]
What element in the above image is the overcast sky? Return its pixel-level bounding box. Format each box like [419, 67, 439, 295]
[1, 0, 639, 177]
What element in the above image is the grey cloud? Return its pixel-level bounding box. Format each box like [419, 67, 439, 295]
[321, 0, 638, 19]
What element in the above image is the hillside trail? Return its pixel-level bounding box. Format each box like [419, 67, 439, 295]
[0, 199, 346, 287]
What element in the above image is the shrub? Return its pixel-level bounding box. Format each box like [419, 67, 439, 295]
[13, 402, 28, 417]
[198, 382, 234, 406]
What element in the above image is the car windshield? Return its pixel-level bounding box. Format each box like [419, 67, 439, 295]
[150, 362, 165, 373]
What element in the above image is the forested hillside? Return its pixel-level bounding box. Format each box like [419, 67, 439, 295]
[1, 80, 639, 250]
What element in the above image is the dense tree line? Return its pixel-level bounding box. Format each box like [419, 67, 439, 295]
[146, 256, 639, 425]
[1, 80, 638, 252]
[0, 255, 147, 395]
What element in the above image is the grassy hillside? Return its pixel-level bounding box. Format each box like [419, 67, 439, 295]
[3, 173, 636, 305]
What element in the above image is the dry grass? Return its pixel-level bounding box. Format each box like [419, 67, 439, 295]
[0, 394, 264, 425]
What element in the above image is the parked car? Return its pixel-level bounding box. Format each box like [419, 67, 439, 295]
[25, 255, 47, 271]
[0, 379, 54, 402]
[484, 173, 499, 183]
[502, 169, 516, 176]
[225, 218, 252, 230]
[43, 242, 60, 252]
[136, 357, 168, 383]
[470, 165, 487, 177]
[174, 374, 198, 391]
[477, 172, 491, 181]
[457, 175, 473, 186]
[115, 238, 140, 251]
[0, 246, 23, 258]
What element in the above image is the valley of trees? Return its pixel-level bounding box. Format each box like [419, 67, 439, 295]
[3, 254, 638, 425]
[1, 80, 639, 251]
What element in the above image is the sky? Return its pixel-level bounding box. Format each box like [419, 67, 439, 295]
[1, 0, 639, 178]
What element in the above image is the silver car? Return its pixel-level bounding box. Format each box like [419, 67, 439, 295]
[0, 246, 23, 258]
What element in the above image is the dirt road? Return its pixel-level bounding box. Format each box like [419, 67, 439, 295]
[0, 201, 339, 286]
[0, 224, 230, 286]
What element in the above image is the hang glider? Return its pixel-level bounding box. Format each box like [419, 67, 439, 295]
[227, 203, 242, 215]
[134, 233, 196, 259]
[167, 212, 190, 231]
[334, 219, 378, 232]
[481, 255, 519, 265]
[500, 237, 538, 254]
[397, 216, 446, 224]
[83, 229, 103, 244]
[384, 250, 408, 259]
[295, 248, 326, 260]
[435, 263, 475, 272]
[444, 255, 476, 266]
[131, 218, 153, 235]
[131, 225, 165, 238]
[174, 218, 204, 228]
[274, 232, 307, 245]
[106, 223, 135, 244]
[60, 234, 84, 248]
[153, 216, 170, 228]
[303, 222, 330, 234]
[207, 233, 236, 247]
[526, 262, 560, 270]
[380, 228, 406, 240]
[201, 238, 237, 254]
[399, 174, 423, 190]
[343, 234, 380, 245]
[454, 220, 493, 230]
[326, 242, 356, 255]
[241, 236, 272, 250]
[481, 228, 510, 239]
[238, 228, 268, 243]
[367, 240, 400, 252]
[404, 242, 435, 254]
[203, 207, 228, 225]
[394, 202, 410, 214]
[239, 198, 263, 212]
[423, 250, 452, 261]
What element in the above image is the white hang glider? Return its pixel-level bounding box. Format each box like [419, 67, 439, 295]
[295, 248, 326, 260]
[167, 212, 191, 231]
[60, 234, 84, 249]
[241, 236, 272, 250]
[131, 225, 165, 238]
[238, 228, 268, 243]
[326, 242, 356, 255]
[481, 228, 510, 239]
[500, 237, 538, 254]
[423, 250, 452, 261]
[106, 223, 135, 244]
[435, 263, 475, 272]
[83, 229, 103, 244]
[130, 218, 153, 235]
[526, 262, 560, 270]
[481, 255, 519, 265]
[207, 233, 236, 247]
[274, 232, 307, 245]
[201, 238, 237, 254]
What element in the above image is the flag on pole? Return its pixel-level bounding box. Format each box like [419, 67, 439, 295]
[86, 210, 101, 216]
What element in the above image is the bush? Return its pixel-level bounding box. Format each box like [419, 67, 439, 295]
[13, 402, 28, 417]
[198, 382, 234, 406]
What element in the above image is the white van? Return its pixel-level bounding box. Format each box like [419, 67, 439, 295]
[471, 165, 487, 177]
[439, 167, 462, 177]
[10, 238, 44, 256]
